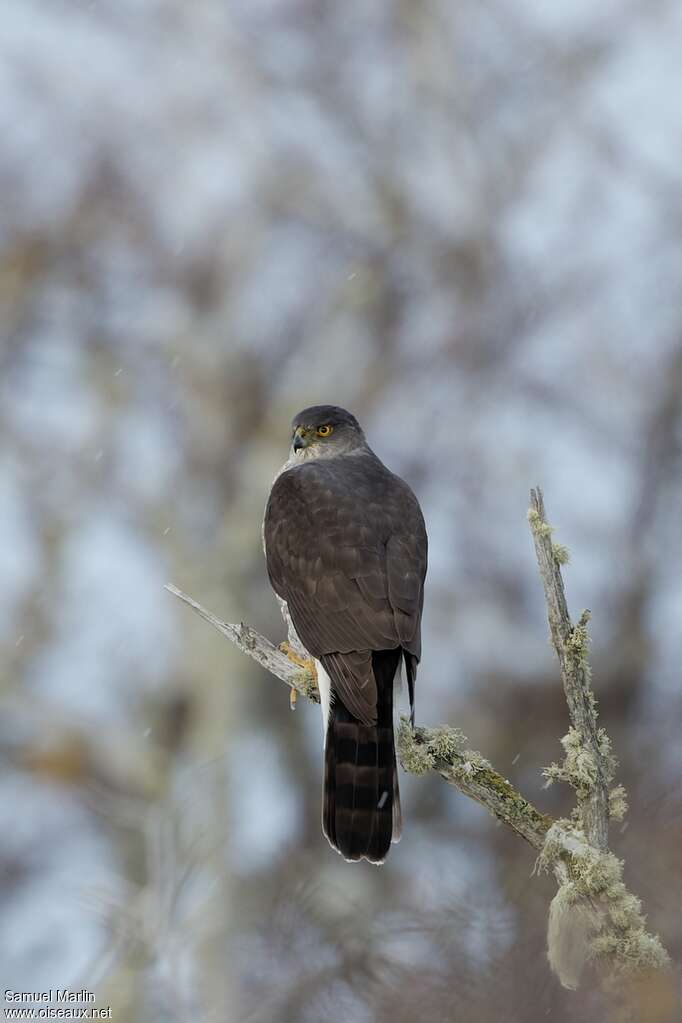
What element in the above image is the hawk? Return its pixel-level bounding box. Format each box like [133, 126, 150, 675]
[263, 405, 427, 863]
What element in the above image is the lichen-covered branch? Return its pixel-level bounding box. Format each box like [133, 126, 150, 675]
[166, 583, 555, 847]
[397, 721, 553, 849]
[166, 494, 670, 989]
[528, 487, 611, 851]
[538, 822, 670, 985]
[527, 488, 670, 987]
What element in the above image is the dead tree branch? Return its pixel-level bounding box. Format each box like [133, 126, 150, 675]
[164, 584, 320, 703]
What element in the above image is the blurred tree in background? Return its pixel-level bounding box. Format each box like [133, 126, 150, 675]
[0, 1, 680, 1020]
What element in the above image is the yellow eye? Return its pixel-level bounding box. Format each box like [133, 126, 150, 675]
[316, 424, 333, 437]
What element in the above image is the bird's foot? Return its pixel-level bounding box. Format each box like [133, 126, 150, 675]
[278, 642, 317, 710]
[279, 641, 317, 673]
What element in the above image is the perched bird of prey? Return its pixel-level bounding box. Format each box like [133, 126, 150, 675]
[263, 405, 427, 864]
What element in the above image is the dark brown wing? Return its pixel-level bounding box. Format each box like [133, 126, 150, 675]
[263, 452, 427, 724]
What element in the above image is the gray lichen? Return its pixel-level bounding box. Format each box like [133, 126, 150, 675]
[544, 727, 600, 798]
[543, 725, 620, 809]
[397, 719, 468, 775]
[527, 506, 554, 539]
[397, 718, 437, 775]
[552, 541, 570, 565]
[608, 784, 628, 821]
[426, 724, 470, 763]
[398, 719, 552, 846]
[538, 822, 671, 982]
[564, 611, 592, 674]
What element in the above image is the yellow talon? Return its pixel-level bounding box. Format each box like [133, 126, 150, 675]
[279, 640, 316, 672]
[279, 641, 317, 711]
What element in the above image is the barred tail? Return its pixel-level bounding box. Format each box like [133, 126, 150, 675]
[322, 649, 401, 864]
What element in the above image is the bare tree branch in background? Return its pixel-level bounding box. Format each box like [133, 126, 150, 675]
[166, 488, 669, 991]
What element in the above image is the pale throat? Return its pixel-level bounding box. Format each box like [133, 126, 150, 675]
[284, 437, 367, 470]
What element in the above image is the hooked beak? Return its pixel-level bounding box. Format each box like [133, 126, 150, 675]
[293, 426, 309, 452]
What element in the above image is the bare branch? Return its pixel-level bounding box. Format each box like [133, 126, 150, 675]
[164, 584, 319, 703]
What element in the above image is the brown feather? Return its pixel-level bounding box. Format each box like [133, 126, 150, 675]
[263, 439, 427, 859]
[323, 649, 401, 863]
[264, 452, 426, 682]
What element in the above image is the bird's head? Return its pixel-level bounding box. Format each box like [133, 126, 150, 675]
[289, 405, 367, 461]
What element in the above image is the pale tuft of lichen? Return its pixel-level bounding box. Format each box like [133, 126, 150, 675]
[592, 929, 670, 974]
[607, 892, 642, 929]
[596, 728, 618, 783]
[608, 784, 628, 821]
[527, 507, 553, 538]
[396, 719, 435, 775]
[536, 819, 584, 873]
[552, 541, 570, 565]
[445, 748, 493, 783]
[565, 613, 591, 664]
[577, 848, 623, 895]
[427, 725, 468, 762]
[543, 728, 601, 797]
[397, 720, 482, 782]
[542, 763, 561, 788]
